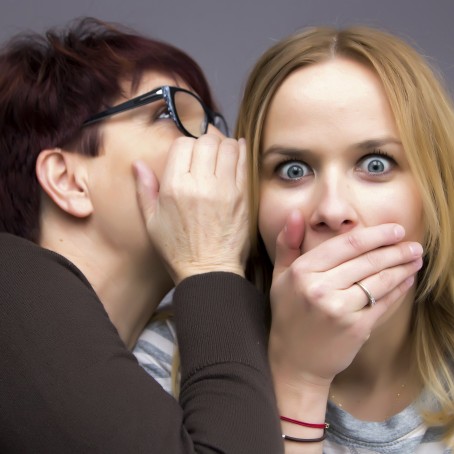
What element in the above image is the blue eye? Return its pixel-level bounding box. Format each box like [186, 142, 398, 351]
[358, 153, 394, 176]
[276, 161, 312, 180]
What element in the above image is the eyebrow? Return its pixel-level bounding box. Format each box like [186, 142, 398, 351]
[261, 146, 309, 160]
[261, 137, 403, 160]
[352, 138, 403, 149]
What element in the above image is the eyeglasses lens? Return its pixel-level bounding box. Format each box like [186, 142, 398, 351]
[173, 91, 207, 138]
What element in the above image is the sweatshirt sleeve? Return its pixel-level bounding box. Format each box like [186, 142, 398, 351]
[174, 272, 283, 453]
[0, 233, 283, 454]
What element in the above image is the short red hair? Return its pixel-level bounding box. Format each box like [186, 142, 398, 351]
[0, 17, 217, 241]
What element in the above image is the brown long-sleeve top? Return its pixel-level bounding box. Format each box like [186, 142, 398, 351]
[0, 233, 283, 453]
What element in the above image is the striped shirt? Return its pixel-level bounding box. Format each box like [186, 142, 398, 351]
[324, 400, 450, 453]
[133, 290, 177, 394]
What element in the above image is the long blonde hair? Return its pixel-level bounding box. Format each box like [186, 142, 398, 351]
[237, 26, 454, 445]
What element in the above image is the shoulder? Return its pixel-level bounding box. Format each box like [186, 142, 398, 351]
[0, 232, 92, 288]
[0, 232, 102, 326]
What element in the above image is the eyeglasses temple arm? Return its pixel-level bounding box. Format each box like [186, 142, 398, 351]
[83, 92, 163, 126]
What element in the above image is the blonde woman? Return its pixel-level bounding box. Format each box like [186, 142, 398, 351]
[237, 26, 454, 453]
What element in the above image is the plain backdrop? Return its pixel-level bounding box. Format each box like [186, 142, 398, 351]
[1, 0, 453, 128]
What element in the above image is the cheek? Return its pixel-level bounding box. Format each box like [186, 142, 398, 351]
[385, 185, 424, 243]
[355, 179, 424, 242]
[138, 129, 181, 183]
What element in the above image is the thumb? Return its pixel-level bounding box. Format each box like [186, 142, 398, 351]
[132, 160, 160, 223]
[273, 210, 305, 273]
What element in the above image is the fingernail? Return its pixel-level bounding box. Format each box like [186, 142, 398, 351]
[394, 225, 405, 239]
[133, 160, 151, 187]
[409, 243, 423, 256]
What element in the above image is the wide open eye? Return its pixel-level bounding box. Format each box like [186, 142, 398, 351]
[357, 153, 395, 176]
[276, 160, 313, 181]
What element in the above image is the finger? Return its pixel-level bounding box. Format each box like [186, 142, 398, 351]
[274, 210, 305, 271]
[302, 223, 406, 271]
[215, 138, 240, 181]
[357, 274, 416, 331]
[190, 133, 220, 178]
[330, 240, 423, 289]
[236, 138, 247, 190]
[132, 160, 160, 223]
[163, 137, 194, 183]
[351, 256, 422, 309]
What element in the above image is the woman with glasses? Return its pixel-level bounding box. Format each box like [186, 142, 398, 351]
[0, 17, 283, 453]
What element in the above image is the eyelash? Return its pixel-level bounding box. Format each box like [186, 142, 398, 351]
[273, 159, 312, 181]
[153, 105, 171, 121]
[367, 149, 391, 159]
[357, 149, 397, 176]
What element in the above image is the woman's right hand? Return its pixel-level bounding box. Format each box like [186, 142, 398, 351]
[268, 209, 423, 398]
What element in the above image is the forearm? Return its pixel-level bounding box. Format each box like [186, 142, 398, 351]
[175, 272, 284, 453]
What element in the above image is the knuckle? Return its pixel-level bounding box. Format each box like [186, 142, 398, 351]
[304, 279, 330, 305]
[377, 268, 393, 287]
[220, 137, 238, 147]
[173, 136, 194, 148]
[364, 249, 382, 269]
[345, 231, 364, 252]
[198, 133, 221, 147]
[325, 304, 344, 320]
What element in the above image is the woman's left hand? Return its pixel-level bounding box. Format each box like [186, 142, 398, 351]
[133, 134, 249, 284]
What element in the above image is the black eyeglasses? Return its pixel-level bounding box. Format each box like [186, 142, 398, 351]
[82, 85, 229, 138]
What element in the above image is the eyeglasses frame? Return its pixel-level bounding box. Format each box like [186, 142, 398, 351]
[82, 85, 229, 138]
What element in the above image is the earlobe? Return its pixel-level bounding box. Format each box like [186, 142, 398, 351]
[36, 148, 93, 218]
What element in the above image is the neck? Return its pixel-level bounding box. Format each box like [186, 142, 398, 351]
[40, 225, 173, 349]
[331, 287, 423, 420]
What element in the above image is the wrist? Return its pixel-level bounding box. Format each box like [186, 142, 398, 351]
[175, 264, 245, 284]
[272, 368, 331, 428]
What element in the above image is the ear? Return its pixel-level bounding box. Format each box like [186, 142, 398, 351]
[36, 148, 93, 218]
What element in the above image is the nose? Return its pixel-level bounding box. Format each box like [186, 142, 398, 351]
[309, 171, 358, 234]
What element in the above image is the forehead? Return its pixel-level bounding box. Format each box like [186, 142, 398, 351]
[121, 71, 190, 99]
[263, 57, 398, 145]
[272, 58, 386, 114]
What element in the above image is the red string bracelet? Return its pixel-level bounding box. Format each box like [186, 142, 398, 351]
[280, 416, 329, 429]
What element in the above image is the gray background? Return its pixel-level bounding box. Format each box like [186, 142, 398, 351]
[1, 0, 453, 129]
